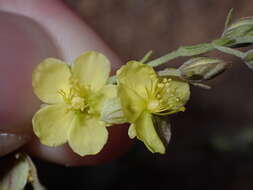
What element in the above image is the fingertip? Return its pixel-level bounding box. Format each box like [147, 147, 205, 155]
[0, 0, 122, 71]
[0, 11, 59, 134]
[0, 0, 131, 164]
[0, 133, 31, 157]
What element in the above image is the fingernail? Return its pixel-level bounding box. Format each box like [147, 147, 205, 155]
[0, 133, 31, 157]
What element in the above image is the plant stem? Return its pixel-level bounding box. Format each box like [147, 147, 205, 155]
[107, 37, 240, 84]
[146, 50, 179, 67]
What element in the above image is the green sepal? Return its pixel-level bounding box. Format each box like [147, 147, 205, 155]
[157, 68, 183, 78]
[152, 115, 171, 147]
[100, 97, 127, 125]
[243, 49, 253, 70]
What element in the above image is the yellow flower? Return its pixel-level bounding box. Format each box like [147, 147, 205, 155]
[32, 51, 116, 156]
[117, 61, 190, 154]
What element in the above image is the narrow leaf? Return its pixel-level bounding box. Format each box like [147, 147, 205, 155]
[140, 50, 153, 63]
[224, 8, 234, 30]
[212, 44, 244, 58]
[190, 82, 212, 90]
[178, 43, 213, 56]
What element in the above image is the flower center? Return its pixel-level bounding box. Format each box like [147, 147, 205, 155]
[58, 78, 92, 113]
[71, 97, 86, 111]
[147, 99, 160, 112]
[147, 77, 185, 115]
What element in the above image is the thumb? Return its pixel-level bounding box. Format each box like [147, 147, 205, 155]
[0, 0, 132, 166]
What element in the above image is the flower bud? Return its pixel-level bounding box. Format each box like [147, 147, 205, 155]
[0, 153, 45, 190]
[222, 17, 253, 47]
[222, 17, 253, 38]
[179, 57, 227, 82]
[243, 49, 253, 70]
[100, 97, 127, 125]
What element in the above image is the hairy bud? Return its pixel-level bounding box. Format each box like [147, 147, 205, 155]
[179, 57, 227, 82]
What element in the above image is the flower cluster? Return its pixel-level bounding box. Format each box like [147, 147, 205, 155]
[31, 10, 253, 156]
[32, 51, 190, 156]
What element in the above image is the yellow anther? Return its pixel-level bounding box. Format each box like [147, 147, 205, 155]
[157, 83, 164, 88]
[165, 83, 170, 87]
[162, 78, 168, 83]
[28, 172, 34, 182]
[87, 109, 93, 114]
[70, 77, 79, 85]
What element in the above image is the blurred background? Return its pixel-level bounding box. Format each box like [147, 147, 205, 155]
[35, 0, 253, 189]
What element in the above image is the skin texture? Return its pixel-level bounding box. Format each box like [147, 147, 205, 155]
[0, 0, 131, 166]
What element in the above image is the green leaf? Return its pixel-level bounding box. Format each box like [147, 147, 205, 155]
[190, 82, 212, 90]
[234, 36, 253, 44]
[140, 50, 153, 63]
[224, 8, 234, 30]
[243, 49, 253, 70]
[212, 44, 245, 58]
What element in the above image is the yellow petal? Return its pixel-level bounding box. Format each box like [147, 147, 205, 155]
[32, 104, 74, 146]
[118, 84, 145, 123]
[99, 84, 117, 99]
[135, 111, 165, 154]
[128, 124, 136, 139]
[117, 61, 158, 99]
[72, 51, 110, 91]
[68, 116, 108, 156]
[32, 58, 71, 104]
